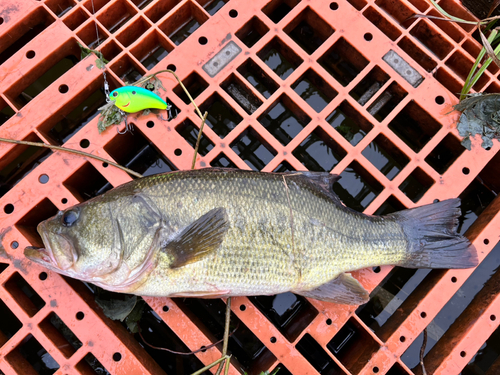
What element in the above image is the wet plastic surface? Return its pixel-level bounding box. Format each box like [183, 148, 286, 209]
[0, 0, 499, 374]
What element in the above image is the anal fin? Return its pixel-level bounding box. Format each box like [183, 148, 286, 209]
[294, 273, 370, 305]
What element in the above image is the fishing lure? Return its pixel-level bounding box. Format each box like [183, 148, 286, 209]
[109, 86, 168, 113]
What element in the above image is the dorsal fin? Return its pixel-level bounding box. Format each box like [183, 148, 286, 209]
[283, 171, 343, 205]
[285, 171, 340, 190]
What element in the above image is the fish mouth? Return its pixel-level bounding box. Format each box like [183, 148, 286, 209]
[122, 101, 130, 108]
[24, 246, 75, 278]
[24, 222, 75, 270]
[24, 246, 53, 265]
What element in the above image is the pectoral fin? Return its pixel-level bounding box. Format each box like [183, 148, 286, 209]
[163, 207, 229, 269]
[294, 273, 370, 305]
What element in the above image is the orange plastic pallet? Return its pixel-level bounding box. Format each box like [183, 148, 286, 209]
[0, 0, 499, 374]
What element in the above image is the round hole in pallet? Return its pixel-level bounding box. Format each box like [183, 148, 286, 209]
[167, 64, 176, 72]
[421, 312, 427, 318]
[102, 162, 108, 168]
[147, 121, 155, 128]
[0, 17, 3, 25]
[484, 238, 490, 245]
[80, 139, 90, 148]
[373, 266, 381, 273]
[364, 33, 373, 41]
[39, 272, 48, 280]
[400, 336, 406, 342]
[113, 353, 122, 361]
[174, 148, 182, 156]
[163, 305, 169, 312]
[240, 304, 246, 311]
[270, 337, 277, 343]
[11, 241, 18, 249]
[229, 9, 238, 17]
[59, 84, 69, 93]
[4, 204, 14, 214]
[462, 167, 470, 175]
[460, 351, 466, 357]
[76, 311, 85, 320]
[451, 276, 457, 283]
[435, 96, 445, 104]
[62, 198, 68, 204]
[26, 50, 35, 59]
[491, 315, 496, 321]
[326, 318, 332, 325]
[373, 367, 379, 373]
[330, 2, 339, 10]
[39, 174, 49, 184]
[199, 36, 208, 45]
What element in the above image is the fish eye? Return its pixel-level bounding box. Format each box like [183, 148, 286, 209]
[132, 90, 136, 95]
[62, 209, 79, 227]
[112, 92, 118, 97]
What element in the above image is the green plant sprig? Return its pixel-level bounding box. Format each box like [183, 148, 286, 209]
[424, 1, 500, 100]
[428, 0, 500, 25]
[461, 27, 500, 100]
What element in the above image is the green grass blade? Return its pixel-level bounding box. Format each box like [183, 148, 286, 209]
[429, 0, 479, 24]
[483, 19, 499, 33]
[460, 30, 499, 100]
[470, 41, 500, 84]
[461, 50, 488, 100]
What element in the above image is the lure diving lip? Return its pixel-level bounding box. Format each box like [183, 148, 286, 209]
[109, 86, 168, 113]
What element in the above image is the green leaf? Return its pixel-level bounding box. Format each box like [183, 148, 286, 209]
[244, 370, 279, 375]
[77, 41, 109, 68]
[124, 299, 146, 333]
[78, 42, 93, 60]
[98, 102, 125, 133]
[137, 76, 167, 97]
[96, 58, 106, 69]
[95, 291, 138, 321]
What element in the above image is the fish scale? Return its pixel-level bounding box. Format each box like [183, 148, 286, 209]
[26, 169, 478, 304]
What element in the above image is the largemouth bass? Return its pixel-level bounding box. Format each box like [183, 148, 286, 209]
[24, 169, 477, 304]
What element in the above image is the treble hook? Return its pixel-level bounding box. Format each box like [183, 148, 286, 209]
[117, 110, 133, 134]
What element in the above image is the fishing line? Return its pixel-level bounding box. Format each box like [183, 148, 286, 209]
[90, 0, 129, 134]
[90, 0, 110, 99]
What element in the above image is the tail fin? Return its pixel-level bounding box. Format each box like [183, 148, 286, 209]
[389, 198, 478, 269]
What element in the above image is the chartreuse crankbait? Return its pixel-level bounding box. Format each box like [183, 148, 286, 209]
[109, 86, 168, 113]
